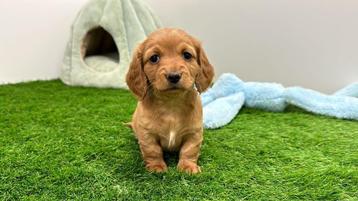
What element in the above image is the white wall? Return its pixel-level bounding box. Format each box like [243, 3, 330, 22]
[147, 0, 358, 93]
[0, 0, 87, 84]
[1, 0, 357, 93]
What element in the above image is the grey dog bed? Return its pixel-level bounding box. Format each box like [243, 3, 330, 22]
[61, 0, 161, 88]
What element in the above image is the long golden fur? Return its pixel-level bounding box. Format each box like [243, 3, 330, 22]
[126, 28, 214, 174]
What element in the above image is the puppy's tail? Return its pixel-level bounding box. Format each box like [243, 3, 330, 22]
[122, 122, 133, 129]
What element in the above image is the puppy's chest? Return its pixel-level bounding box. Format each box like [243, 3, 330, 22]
[155, 110, 192, 134]
[146, 109, 200, 150]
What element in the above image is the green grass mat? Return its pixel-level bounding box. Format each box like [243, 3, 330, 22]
[0, 80, 357, 200]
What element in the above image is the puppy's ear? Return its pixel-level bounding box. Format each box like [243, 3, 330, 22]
[126, 44, 147, 99]
[193, 40, 214, 93]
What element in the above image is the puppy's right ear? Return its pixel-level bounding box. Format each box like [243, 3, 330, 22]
[126, 44, 147, 99]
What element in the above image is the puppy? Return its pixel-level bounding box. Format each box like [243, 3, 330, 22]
[126, 28, 214, 174]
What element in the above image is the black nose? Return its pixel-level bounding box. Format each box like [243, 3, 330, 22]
[166, 72, 181, 84]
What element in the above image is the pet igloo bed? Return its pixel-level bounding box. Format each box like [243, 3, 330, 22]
[61, 0, 162, 88]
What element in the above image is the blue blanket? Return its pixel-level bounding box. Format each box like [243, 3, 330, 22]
[202, 73, 358, 129]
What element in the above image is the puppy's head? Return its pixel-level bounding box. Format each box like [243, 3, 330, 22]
[126, 28, 214, 99]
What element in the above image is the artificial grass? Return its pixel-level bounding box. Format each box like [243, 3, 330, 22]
[0, 80, 357, 201]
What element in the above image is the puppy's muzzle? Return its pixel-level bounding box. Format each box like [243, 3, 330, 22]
[166, 72, 182, 84]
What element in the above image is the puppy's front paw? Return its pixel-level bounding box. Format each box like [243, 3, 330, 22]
[177, 160, 201, 174]
[146, 161, 168, 173]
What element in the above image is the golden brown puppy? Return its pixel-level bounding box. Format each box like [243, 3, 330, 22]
[126, 28, 214, 174]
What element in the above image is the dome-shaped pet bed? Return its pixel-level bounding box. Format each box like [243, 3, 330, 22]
[61, 0, 162, 88]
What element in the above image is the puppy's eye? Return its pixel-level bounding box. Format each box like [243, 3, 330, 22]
[182, 51, 192, 61]
[149, 54, 160, 64]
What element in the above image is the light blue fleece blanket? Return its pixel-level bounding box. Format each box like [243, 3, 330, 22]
[202, 73, 358, 129]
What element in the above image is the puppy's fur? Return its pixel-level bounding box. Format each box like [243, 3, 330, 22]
[126, 28, 214, 174]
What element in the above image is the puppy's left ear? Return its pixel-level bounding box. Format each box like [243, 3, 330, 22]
[193, 40, 215, 93]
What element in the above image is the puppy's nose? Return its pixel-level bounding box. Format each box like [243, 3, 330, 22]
[166, 72, 181, 84]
